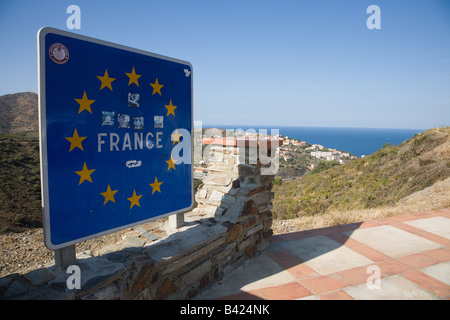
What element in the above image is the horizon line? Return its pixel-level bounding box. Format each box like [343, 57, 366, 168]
[197, 123, 430, 131]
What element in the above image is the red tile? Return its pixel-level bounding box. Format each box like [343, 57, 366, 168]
[268, 249, 318, 279]
[334, 236, 362, 248]
[376, 217, 402, 225]
[424, 248, 450, 262]
[299, 275, 349, 295]
[319, 290, 355, 300]
[402, 270, 450, 297]
[375, 259, 412, 276]
[415, 232, 450, 246]
[287, 264, 319, 280]
[326, 233, 349, 245]
[394, 214, 427, 222]
[397, 253, 440, 269]
[216, 290, 264, 300]
[257, 282, 311, 300]
[268, 248, 301, 267]
[393, 223, 450, 246]
[337, 266, 378, 285]
[355, 221, 382, 229]
[349, 243, 391, 262]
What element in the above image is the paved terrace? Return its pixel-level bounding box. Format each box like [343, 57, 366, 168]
[196, 208, 450, 300]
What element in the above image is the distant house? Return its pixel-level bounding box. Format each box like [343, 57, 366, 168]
[307, 163, 317, 170]
[311, 151, 332, 159]
[291, 140, 305, 147]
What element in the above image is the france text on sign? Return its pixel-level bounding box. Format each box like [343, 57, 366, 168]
[38, 28, 193, 249]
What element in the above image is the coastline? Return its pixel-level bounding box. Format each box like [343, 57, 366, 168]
[201, 125, 424, 158]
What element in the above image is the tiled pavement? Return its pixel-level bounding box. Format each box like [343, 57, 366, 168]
[196, 208, 450, 300]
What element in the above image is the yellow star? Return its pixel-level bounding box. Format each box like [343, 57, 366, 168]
[165, 156, 177, 171]
[74, 91, 95, 114]
[65, 128, 87, 152]
[165, 99, 177, 117]
[127, 190, 142, 209]
[75, 162, 95, 185]
[149, 177, 163, 195]
[125, 67, 141, 87]
[150, 78, 164, 95]
[100, 184, 118, 205]
[97, 69, 116, 91]
[171, 129, 182, 145]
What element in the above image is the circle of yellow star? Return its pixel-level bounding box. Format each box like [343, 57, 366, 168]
[127, 190, 142, 209]
[150, 78, 164, 95]
[149, 177, 163, 195]
[75, 91, 95, 114]
[97, 69, 116, 91]
[171, 129, 182, 145]
[165, 156, 177, 171]
[165, 100, 177, 117]
[100, 184, 118, 205]
[125, 67, 141, 87]
[65, 128, 87, 152]
[75, 162, 96, 185]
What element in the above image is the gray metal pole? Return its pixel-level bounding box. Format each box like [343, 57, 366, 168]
[54, 245, 77, 268]
[169, 212, 184, 229]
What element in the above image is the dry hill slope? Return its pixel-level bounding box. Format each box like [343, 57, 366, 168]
[272, 127, 450, 224]
[0, 92, 38, 135]
[0, 136, 41, 233]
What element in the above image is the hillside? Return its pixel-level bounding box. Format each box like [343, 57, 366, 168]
[0, 136, 41, 233]
[0, 92, 38, 135]
[272, 127, 450, 220]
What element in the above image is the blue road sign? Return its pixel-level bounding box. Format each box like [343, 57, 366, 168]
[38, 28, 193, 249]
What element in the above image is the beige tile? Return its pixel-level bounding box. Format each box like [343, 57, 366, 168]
[344, 225, 443, 258]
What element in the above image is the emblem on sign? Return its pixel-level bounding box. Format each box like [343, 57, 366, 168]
[49, 43, 69, 64]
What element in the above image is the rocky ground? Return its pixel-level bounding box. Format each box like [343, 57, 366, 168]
[0, 219, 167, 278]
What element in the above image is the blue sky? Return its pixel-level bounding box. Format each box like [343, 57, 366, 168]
[0, 0, 449, 129]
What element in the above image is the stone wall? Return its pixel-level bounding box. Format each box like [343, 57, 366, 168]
[0, 139, 278, 300]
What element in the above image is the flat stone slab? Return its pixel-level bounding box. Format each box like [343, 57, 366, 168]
[344, 225, 443, 258]
[344, 275, 437, 300]
[280, 235, 374, 274]
[420, 261, 450, 286]
[404, 216, 450, 239]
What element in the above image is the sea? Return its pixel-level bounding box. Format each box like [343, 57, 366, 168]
[202, 125, 425, 158]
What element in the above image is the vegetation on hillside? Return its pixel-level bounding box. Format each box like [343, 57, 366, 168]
[273, 127, 450, 219]
[0, 136, 41, 233]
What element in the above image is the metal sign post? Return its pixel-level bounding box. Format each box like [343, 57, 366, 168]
[54, 245, 76, 268]
[38, 28, 193, 251]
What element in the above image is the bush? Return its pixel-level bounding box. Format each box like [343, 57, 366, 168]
[311, 160, 339, 174]
[273, 177, 283, 186]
